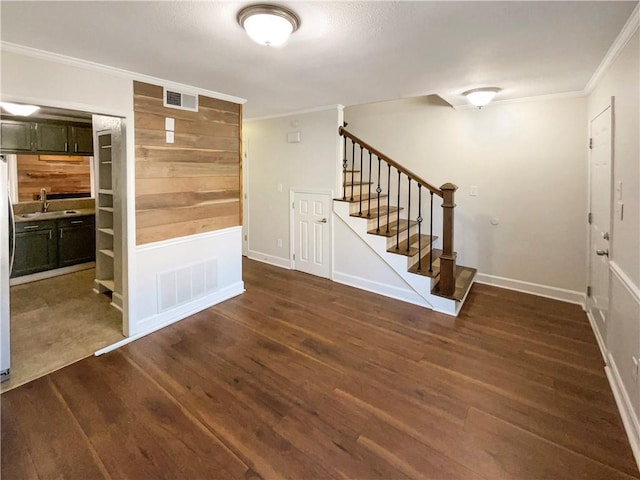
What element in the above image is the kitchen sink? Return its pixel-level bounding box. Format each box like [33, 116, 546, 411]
[19, 210, 81, 219]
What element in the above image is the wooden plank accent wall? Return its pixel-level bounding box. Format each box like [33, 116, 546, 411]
[16, 154, 91, 202]
[133, 81, 242, 245]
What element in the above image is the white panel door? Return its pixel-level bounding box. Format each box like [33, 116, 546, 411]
[588, 105, 612, 345]
[293, 192, 331, 279]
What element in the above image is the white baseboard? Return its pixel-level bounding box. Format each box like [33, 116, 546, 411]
[475, 273, 585, 306]
[247, 249, 291, 269]
[95, 281, 245, 356]
[332, 271, 432, 309]
[606, 352, 640, 472]
[10, 262, 95, 286]
[585, 309, 608, 364]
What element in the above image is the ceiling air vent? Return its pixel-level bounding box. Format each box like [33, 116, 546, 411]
[163, 88, 198, 112]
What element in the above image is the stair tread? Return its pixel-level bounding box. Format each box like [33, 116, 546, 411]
[387, 234, 438, 257]
[407, 249, 442, 277]
[342, 181, 374, 186]
[335, 194, 388, 203]
[431, 266, 477, 301]
[350, 206, 401, 218]
[368, 218, 417, 237]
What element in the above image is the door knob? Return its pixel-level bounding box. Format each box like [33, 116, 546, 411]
[596, 249, 609, 257]
[317, 218, 328, 224]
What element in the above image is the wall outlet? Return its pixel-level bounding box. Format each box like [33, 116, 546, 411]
[632, 356, 639, 380]
[277, 183, 283, 193]
[165, 131, 174, 144]
[277, 239, 283, 248]
[470, 185, 478, 196]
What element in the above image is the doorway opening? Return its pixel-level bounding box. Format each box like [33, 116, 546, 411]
[1, 104, 127, 392]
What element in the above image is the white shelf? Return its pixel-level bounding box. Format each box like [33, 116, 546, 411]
[101, 161, 112, 165]
[96, 279, 114, 292]
[99, 249, 114, 258]
[98, 206, 114, 212]
[99, 189, 113, 195]
[101, 145, 112, 149]
[98, 228, 114, 236]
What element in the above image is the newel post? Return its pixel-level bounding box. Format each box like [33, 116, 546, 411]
[439, 183, 458, 296]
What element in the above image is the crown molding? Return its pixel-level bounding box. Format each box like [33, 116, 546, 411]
[584, 3, 639, 94]
[244, 104, 344, 122]
[1, 42, 247, 105]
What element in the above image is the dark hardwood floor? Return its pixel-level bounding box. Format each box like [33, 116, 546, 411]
[2, 258, 639, 479]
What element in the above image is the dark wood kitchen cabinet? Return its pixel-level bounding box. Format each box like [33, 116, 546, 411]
[69, 126, 93, 155]
[34, 122, 69, 153]
[0, 120, 33, 152]
[1, 119, 93, 155]
[12, 220, 58, 277]
[11, 215, 96, 278]
[58, 216, 96, 267]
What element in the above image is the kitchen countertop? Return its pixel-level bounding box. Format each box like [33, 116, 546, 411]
[14, 208, 95, 223]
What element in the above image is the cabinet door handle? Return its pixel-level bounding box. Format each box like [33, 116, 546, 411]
[49, 231, 52, 240]
[64, 142, 68, 151]
[70, 220, 83, 224]
[23, 225, 40, 230]
[74, 143, 78, 153]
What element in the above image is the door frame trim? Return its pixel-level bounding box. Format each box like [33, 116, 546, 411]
[289, 188, 334, 280]
[586, 97, 614, 358]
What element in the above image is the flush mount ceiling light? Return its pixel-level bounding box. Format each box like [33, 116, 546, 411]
[462, 87, 501, 108]
[0, 102, 40, 116]
[238, 4, 300, 47]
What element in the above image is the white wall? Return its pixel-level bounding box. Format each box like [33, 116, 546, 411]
[244, 107, 343, 267]
[588, 29, 640, 463]
[345, 95, 588, 302]
[1, 48, 244, 340]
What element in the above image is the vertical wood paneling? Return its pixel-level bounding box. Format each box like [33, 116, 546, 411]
[134, 81, 242, 245]
[16, 154, 91, 202]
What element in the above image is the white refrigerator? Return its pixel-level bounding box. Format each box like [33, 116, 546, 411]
[1, 154, 11, 382]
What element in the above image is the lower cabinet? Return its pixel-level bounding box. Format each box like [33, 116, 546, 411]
[58, 217, 96, 267]
[12, 221, 58, 277]
[11, 215, 96, 278]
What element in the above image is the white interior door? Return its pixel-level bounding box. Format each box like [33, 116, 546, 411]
[293, 191, 331, 279]
[588, 105, 612, 344]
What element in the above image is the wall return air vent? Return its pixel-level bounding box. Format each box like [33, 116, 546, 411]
[163, 88, 199, 112]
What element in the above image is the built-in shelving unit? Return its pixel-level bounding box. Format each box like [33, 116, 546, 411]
[94, 130, 122, 311]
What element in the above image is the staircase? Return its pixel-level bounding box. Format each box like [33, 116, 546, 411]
[334, 126, 476, 316]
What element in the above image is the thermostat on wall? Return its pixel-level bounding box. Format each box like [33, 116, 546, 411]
[287, 132, 301, 143]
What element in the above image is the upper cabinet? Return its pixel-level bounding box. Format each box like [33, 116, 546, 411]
[0, 119, 93, 155]
[0, 120, 33, 152]
[35, 123, 68, 153]
[70, 126, 93, 155]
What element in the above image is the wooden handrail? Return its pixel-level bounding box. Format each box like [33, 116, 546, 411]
[339, 126, 443, 197]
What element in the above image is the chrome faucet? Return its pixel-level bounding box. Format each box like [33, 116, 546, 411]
[40, 188, 49, 212]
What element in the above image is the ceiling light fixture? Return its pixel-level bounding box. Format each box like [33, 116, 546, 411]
[238, 4, 300, 47]
[462, 87, 501, 108]
[0, 102, 40, 116]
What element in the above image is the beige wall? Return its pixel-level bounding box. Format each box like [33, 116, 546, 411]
[244, 108, 343, 267]
[588, 29, 640, 447]
[345, 95, 588, 295]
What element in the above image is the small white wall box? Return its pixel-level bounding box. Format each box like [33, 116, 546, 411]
[165, 117, 175, 131]
[287, 132, 301, 143]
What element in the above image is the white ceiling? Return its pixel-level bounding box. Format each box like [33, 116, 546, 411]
[1, 1, 637, 118]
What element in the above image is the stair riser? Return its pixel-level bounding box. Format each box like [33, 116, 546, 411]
[342, 171, 361, 184]
[348, 196, 388, 214]
[386, 234, 437, 256]
[342, 183, 375, 199]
